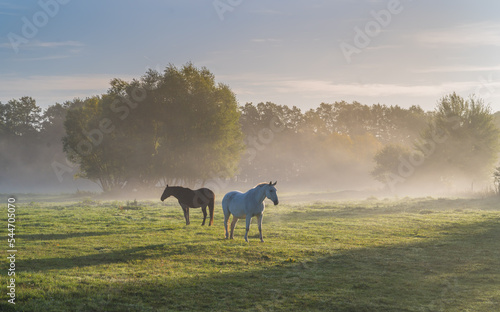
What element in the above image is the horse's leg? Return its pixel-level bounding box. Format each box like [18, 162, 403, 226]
[208, 197, 214, 226]
[230, 217, 239, 239]
[201, 206, 207, 226]
[244, 215, 252, 243]
[181, 203, 190, 225]
[224, 212, 230, 239]
[257, 214, 264, 243]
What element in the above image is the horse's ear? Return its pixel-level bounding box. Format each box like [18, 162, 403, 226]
[269, 181, 272, 185]
[272, 181, 277, 186]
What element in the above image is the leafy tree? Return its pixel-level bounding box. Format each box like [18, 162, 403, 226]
[494, 111, 500, 132]
[0, 101, 5, 135]
[1, 96, 42, 136]
[42, 103, 67, 135]
[382, 105, 429, 144]
[238, 101, 305, 183]
[0, 97, 74, 192]
[494, 167, 500, 195]
[239, 101, 383, 189]
[62, 96, 118, 191]
[148, 64, 244, 186]
[416, 93, 500, 184]
[62, 63, 243, 191]
[371, 144, 414, 190]
[303, 101, 429, 145]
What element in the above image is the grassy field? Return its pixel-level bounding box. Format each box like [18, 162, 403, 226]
[1, 195, 500, 311]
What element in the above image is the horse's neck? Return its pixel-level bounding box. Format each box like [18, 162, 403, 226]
[171, 188, 186, 200]
[247, 186, 266, 205]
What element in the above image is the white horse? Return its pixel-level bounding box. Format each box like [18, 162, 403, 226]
[222, 181, 279, 242]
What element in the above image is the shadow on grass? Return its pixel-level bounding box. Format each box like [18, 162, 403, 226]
[16, 217, 500, 311]
[16, 231, 115, 241]
[18, 239, 222, 272]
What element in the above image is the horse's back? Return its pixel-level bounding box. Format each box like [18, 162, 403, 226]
[171, 187, 212, 207]
[222, 191, 239, 205]
[222, 191, 247, 217]
[195, 188, 215, 199]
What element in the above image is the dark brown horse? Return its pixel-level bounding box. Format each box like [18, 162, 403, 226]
[160, 185, 215, 226]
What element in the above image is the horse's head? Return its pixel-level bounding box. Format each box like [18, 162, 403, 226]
[160, 185, 172, 201]
[265, 181, 279, 205]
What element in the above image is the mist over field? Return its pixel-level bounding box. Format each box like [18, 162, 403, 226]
[1, 68, 500, 199]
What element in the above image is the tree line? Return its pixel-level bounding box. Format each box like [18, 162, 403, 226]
[0, 97, 69, 192]
[1, 64, 499, 194]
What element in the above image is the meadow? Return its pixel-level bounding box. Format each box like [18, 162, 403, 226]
[1, 195, 499, 311]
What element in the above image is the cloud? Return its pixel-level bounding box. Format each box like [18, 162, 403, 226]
[26, 41, 84, 48]
[274, 80, 446, 97]
[225, 73, 500, 100]
[15, 55, 73, 61]
[0, 40, 84, 49]
[0, 40, 84, 63]
[5, 73, 496, 112]
[0, 74, 112, 92]
[413, 65, 500, 74]
[416, 21, 500, 47]
[228, 74, 500, 112]
[0, 74, 134, 107]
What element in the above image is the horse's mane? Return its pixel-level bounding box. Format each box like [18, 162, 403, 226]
[255, 182, 270, 188]
[167, 186, 189, 191]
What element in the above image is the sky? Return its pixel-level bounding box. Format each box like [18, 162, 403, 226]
[1, 0, 500, 112]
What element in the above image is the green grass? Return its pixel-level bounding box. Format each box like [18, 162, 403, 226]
[1, 196, 500, 311]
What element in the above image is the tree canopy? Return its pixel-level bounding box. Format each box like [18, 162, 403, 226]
[0, 97, 73, 192]
[62, 63, 243, 192]
[2, 67, 499, 195]
[371, 93, 500, 192]
[417, 93, 500, 183]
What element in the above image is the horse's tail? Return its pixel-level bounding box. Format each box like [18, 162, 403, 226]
[221, 193, 230, 217]
[208, 193, 215, 226]
[221, 193, 231, 231]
